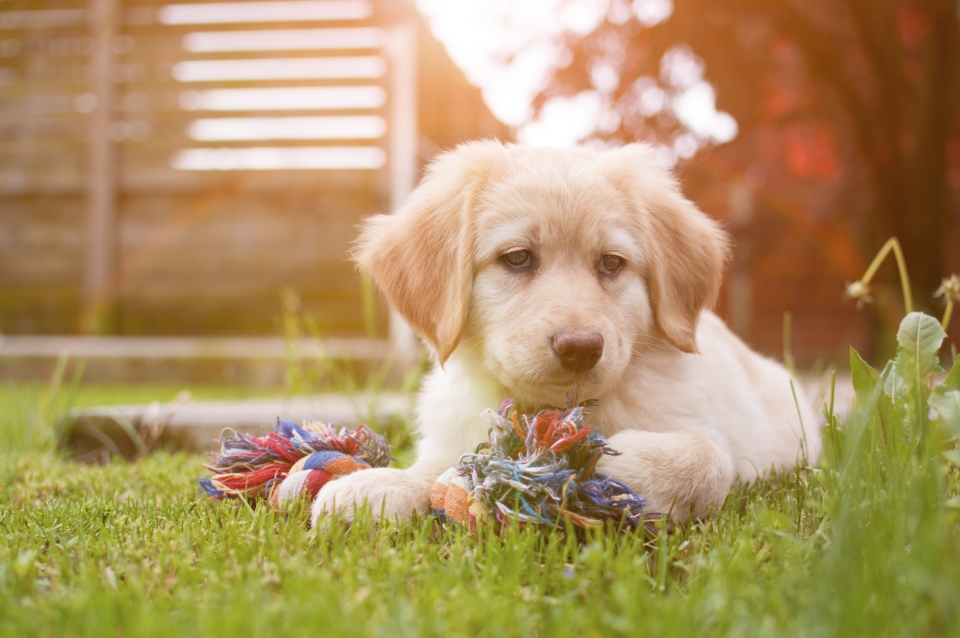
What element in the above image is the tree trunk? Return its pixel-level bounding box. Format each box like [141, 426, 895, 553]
[888, 1, 957, 307]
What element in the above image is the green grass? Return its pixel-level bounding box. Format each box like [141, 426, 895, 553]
[2, 322, 960, 637]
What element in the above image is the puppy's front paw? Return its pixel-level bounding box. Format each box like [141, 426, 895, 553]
[310, 467, 431, 527]
[597, 431, 734, 521]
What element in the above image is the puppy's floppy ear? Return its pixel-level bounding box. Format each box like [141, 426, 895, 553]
[601, 144, 731, 353]
[354, 141, 503, 363]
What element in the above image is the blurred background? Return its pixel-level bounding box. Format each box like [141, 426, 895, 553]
[1, 0, 958, 386]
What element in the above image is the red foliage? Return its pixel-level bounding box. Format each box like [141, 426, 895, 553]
[783, 125, 840, 181]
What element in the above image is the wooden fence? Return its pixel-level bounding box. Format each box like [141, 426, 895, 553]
[0, 0, 505, 339]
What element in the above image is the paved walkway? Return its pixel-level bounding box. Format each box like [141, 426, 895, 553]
[69, 393, 412, 457]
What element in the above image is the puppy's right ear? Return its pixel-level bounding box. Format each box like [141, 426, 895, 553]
[353, 141, 503, 363]
[600, 144, 730, 354]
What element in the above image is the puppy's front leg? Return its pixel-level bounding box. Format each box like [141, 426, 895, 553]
[310, 362, 496, 527]
[309, 458, 451, 527]
[596, 431, 734, 521]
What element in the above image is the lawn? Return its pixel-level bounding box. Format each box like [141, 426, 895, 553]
[2, 315, 960, 637]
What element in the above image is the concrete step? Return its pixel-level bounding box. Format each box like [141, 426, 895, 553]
[0, 335, 394, 385]
[66, 392, 413, 460]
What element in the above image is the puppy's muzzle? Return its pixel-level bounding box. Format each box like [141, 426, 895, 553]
[552, 330, 603, 373]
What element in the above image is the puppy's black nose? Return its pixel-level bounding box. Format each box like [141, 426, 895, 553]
[552, 330, 604, 373]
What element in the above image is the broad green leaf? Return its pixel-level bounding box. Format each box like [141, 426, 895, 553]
[930, 389, 960, 441]
[895, 312, 946, 385]
[943, 355, 960, 392]
[851, 348, 906, 465]
[883, 360, 906, 403]
[895, 313, 945, 431]
[850, 347, 880, 401]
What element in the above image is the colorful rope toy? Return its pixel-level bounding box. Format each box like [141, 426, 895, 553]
[200, 402, 646, 531]
[199, 419, 392, 510]
[431, 400, 645, 530]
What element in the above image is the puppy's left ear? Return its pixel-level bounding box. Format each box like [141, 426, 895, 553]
[354, 141, 504, 363]
[602, 144, 731, 353]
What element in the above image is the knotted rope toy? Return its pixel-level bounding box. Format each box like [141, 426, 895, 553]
[199, 419, 392, 510]
[200, 402, 646, 531]
[431, 400, 645, 530]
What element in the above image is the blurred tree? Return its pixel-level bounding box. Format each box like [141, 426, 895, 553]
[535, 0, 960, 306]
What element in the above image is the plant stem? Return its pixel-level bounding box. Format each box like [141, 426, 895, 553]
[859, 238, 914, 314]
[782, 312, 795, 373]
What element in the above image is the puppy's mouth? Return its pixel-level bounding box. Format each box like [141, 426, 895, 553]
[496, 368, 606, 406]
[483, 342, 614, 405]
[511, 386, 598, 414]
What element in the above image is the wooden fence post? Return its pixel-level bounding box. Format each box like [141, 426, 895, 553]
[80, 0, 120, 333]
[385, 19, 421, 362]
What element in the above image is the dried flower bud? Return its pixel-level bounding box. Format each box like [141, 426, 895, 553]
[934, 275, 960, 303]
[845, 281, 873, 308]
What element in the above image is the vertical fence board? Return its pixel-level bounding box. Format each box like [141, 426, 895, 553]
[81, 0, 120, 333]
[384, 19, 418, 360]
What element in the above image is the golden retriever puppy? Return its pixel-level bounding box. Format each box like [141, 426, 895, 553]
[311, 141, 821, 525]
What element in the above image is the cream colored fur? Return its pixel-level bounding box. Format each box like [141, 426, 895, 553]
[311, 141, 821, 526]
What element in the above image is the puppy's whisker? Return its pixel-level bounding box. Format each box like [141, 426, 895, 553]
[449, 334, 487, 368]
[635, 332, 672, 344]
[634, 334, 676, 352]
[456, 335, 485, 359]
[624, 354, 666, 372]
[632, 344, 673, 360]
[634, 334, 674, 348]
[630, 354, 667, 370]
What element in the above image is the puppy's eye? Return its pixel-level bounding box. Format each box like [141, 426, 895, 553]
[502, 249, 533, 269]
[599, 254, 624, 275]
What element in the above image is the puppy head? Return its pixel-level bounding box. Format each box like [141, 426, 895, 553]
[355, 141, 729, 400]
